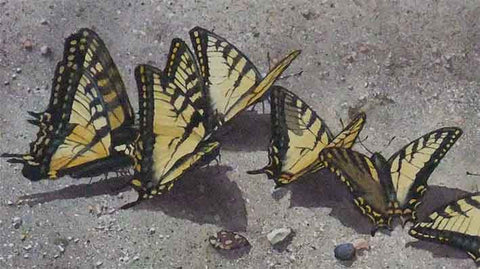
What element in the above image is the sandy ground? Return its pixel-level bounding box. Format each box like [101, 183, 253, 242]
[1, 0, 480, 268]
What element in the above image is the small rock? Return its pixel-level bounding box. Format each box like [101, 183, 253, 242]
[117, 192, 123, 199]
[7, 200, 13, 205]
[23, 245, 32, 251]
[132, 255, 139, 261]
[20, 234, 27, 241]
[23, 254, 29, 259]
[11, 74, 16, 80]
[40, 45, 51, 56]
[95, 261, 103, 267]
[53, 254, 59, 259]
[58, 245, 65, 253]
[352, 238, 369, 251]
[23, 39, 33, 50]
[15, 68, 21, 74]
[40, 19, 48, 25]
[148, 228, 155, 235]
[334, 243, 356, 261]
[3, 81, 9, 86]
[348, 86, 354, 91]
[267, 228, 292, 245]
[67, 236, 73, 241]
[74, 238, 79, 243]
[12, 217, 22, 229]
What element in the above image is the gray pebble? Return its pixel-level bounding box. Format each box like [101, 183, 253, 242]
[334, 243, 356, 261]
[12, 217, 22, 229]
[40, 45, 51, 56]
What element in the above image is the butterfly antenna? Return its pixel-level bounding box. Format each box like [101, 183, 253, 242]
[339, 118, 345, 129]
[279, 70, 303, 80]
[358, 136, 374, 155]
[266, 51, 272, 71]
[466, 171, 480, 177]
[385, 136, 396, 148]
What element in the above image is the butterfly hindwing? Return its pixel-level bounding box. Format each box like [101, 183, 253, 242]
[320, 148, 390, 228]
[388, 127, 463, 219]
[189, 27, 300, 124]
[132, 65, 219, 199]
[409, 194, 480, 264]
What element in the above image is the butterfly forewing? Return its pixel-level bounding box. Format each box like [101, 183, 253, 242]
[67, 29, 134, 133]
[164, 38, 213, 133]
[189, 27, 300, 124]
[409, 194, 480, 263]
[388, 127, 462, 218]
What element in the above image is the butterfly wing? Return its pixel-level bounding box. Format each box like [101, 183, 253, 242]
[131, 65, 219, 199]
[388, 127, 462, 220]
[189, 27, 300, 124]
[248, 86, 366, 186]
[247, 86, 332, 185]
[3, 28, 134, 180]
[409, 194, 480, 263]
[163, 38, 214, 133]
[319, 148, 390, 229]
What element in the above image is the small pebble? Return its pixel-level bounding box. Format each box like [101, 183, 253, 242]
[40, 45, 51, 56]
[15, 68, 21, 73]
[58, 245, 65, 253]
[12, 217, 22, 229]
[40, 19, 48, 25]
[267, 228, 292, 245]
[53, 254, 59, 259]
[11, 74, 16, 80]
[148, 228, 155, 235]
[23, 39, 33, 50]
[7, 200, 13, 205]
[3, 81, 9, 86]
[23, 245, 32, 251]
[132, 255, 139, 261]
[67, 236, 73, 241]
[23, 254, 29, 259]
[95, 261, 103, 267]
[334, 243, 356, 261]
[352, 238, 369, 251]
[74, 238, 79, 243]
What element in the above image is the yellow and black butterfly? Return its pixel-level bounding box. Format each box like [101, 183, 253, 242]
[189, 27, 301, 126]
[409, 194, 480, 264]
[130, 61, 220, 201]
[318, 127, 462, 233]
[247, 86, 366, 187]
[2, 28, 135, 181]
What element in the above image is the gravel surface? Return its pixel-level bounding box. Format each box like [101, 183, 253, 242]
[1, 0, 480, 268]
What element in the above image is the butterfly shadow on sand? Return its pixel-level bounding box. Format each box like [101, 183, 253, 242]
[215, 110, 271, 152]
[280, 170, 375, 234]
[18, 174, 132, 206]
[405, 185, 473, 262]
[124, 165, 248, 232]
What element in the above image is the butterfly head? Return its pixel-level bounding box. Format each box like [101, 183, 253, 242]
[371, 152, 388, 169]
